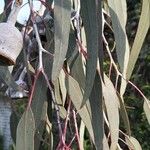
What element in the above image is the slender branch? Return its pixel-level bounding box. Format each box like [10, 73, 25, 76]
[63, 98, 71, 143]
[67, 135, 76, 148]
[33, 22, 53, 69]
[72, 110, 81, 150]
[42, 72, 63, 140]
[103, 33, 149, 103]
[27, 70, 41, 109]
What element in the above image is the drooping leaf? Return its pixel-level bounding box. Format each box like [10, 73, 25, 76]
[107, 0, 130, 96]
[66, 29, 77, 60]
[106, 0, 127, 96]
[79, 121, 85, 150]
[65, 75, 93, 140]
[103, 135, 109, 150]
[59, 70, 67, 105]
[102, 74, 119, 150]
[31, 73, 49, 149]
[107, 0, 129, 73]
[89, 73, 103, 150]
[127, 0, 150, 80]
[45, 117, 53, 150]
[143, 99, 150, 124]
[16, 107, 35, 150]
[54, 79, 63, 105]
[80, 0, 99, 105]
[117, 92, 131, 136]
[34, 100, 48, 150]
[52, 0, 71, 81]
[41, 101, 48, 122]
[126, 137, 142, 150]
[43, 52, 53, 80]
[31, 73, 48, 128]
[65, 75, 85, 109]
[71, 54, 85, 90]
[54, 79, 67, 119]
[65, 75, 103, 149]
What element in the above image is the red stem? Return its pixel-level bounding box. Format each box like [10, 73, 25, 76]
[67, 135, 76, 148]
[76, 40, 88, 60]
[72, 110, 81, 150]
[27, 69, 41, 109]
[63, 98, 71, 142]
[42, 71, 63, 139]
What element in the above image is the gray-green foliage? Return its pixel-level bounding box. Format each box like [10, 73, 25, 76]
[0, 0, 150, 150]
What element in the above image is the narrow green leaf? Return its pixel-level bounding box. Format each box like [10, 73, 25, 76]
[31, 73, 48, 128]
[126, 137, 142, 150]
[65, 75, 93, 141]
[52, 0, 71, 81]
[79, 121, 85, 150]
[16, 107, 35, 150]
[102, 74, 119, 150]
[65, 75, 103, 149]
[54, 79, 62, 105]
[117, 93, 131, 136]
[107, 0, 129, 97]
[103, 135, 109, 150]
[127, 0, 150, 80]
[71, 54, 85, 90]
[143, 99, 150, 125]
[34, 101, 48, 150]
[59, 70, 67, 105]
[81, 0, 99, 105]
[89, 73, 103, 150]
[54, 79, 67, 119]
[107, 0, 129, 73]
[66, 29, 77, 60]
[45, 118, 53, 150]
[65, 75, 84, 109]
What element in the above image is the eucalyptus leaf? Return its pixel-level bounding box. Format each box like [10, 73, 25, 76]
[107, 0, 129, 73]
[89, 73, 103, 150]
[103, 74, 119, 150]
[59, 70, 67, 105]
[81, 0, 99, 105]
[30, 73, 49, 149]
[52, 0, 71, 81]
[117, 92, 131, 136]
[79, 121, 85, 150]
[65, 75, 93, 142]
[31, 73, 48, 128]
[54, 79, 67, 119]
[103, 135, 109, 150]
[107, 0, 130, 97]
[16, 107, 35, 150]
[65, 74, 103, 150]
[71, 54, 85, 90]
[66, 29, 77, 60]
[127, 0, 150, 80]
[126, 136, 142, 150]
[143, 99, 150, 125]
